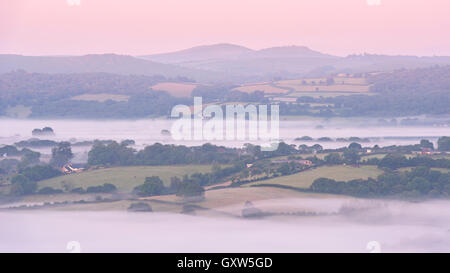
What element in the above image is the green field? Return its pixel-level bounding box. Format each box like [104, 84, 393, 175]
[361, 153, 387, 160]
[38, 165, 215, 193]
[246, 165, 383, 189]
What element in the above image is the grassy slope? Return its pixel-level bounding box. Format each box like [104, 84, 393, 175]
[246, 165, 383, 189]
[38, 165, 214, 193]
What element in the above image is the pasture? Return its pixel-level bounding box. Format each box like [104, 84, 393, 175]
[38, 165, 214, 193]
[246, 165, 383, 189]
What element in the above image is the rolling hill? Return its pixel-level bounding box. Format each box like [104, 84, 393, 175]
[0, 53, 221, 82]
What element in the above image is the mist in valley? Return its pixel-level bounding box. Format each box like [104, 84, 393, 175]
[2, 199, 450, 252]
[1, 118, 449, 162]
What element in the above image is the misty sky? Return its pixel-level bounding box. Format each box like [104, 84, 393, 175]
[1, 0, 449, 56]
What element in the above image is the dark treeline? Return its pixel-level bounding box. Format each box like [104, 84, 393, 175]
[87, 142, 246, 166]
[86, 141, 302, 167]
[0, 71, 191, 118]
[0, 71, 174, 102]
[310, 166, 450, 198]
[31, 92, 191, 118]
[367, 154, 450, 170]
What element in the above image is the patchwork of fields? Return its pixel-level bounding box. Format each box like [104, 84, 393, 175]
[232, 76, 372, 99]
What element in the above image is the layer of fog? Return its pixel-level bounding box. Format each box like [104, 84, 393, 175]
[1, 119, 449, 162]
[2, 199, 450, 252]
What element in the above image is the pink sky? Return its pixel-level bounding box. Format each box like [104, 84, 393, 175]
[1, 0, 449, 56]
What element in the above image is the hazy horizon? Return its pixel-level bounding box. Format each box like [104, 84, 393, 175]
[1, 0, 449, 57]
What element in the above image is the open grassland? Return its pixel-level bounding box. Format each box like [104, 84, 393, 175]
[71, 93, 130, 102]
[361, 153, 387, 160]
[151, 82, 198, 97]
[246, 165, 383, 189]
[233, 84, 289, 94]
[38, 165, 214, 193]
[398, 167, 450, 173]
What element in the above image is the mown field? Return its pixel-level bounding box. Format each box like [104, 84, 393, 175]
[38, 165, 214, 193]
[151, 82, 198, 97]
[246, 165, 383, 189]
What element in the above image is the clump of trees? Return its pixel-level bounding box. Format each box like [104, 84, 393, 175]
[10, 174, 37, 196]
[373, 154, 450, 170]
[133, 176, 165, 197]
[127, 202, 153, 212]
[86, 183, 117, 193]
[133, 175, 205, 198]
[38, 187, 63, 195]
[32, 127, 54, 136]
[438, 137, 450, 151]
[9, 165, 62, 196]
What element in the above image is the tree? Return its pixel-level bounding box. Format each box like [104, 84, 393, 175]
[348, 142, 362, 150]
[128, 202, 153, 212]
[19, 150, 41, 169]
[134, 176, 165, 197]
[324, 153, 343, 165]
[420, 139, 434, 149]
[438, 137, 450, 151]
[86, 183, 117, 193]
[176, 182, 205, 197]
[343, 149, 360, 164]
[50, 142, 73, 168]
[21, 165, 61, 182]
[10, 174, 37, 195]
[378, 154, 408, 170]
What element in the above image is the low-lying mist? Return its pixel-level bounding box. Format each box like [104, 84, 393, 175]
[2, 199, 450, 253]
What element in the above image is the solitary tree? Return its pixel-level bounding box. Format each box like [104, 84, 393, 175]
[343, 149, 361, 165]
[50, 142, 73, 168]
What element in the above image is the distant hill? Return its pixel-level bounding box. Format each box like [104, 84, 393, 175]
[144, 43, 253, 64]
[249, 45, 336, 59]
[0, 54, 221, 82]
[2, 45, 450, 84]
[141, 44, 450, 82]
